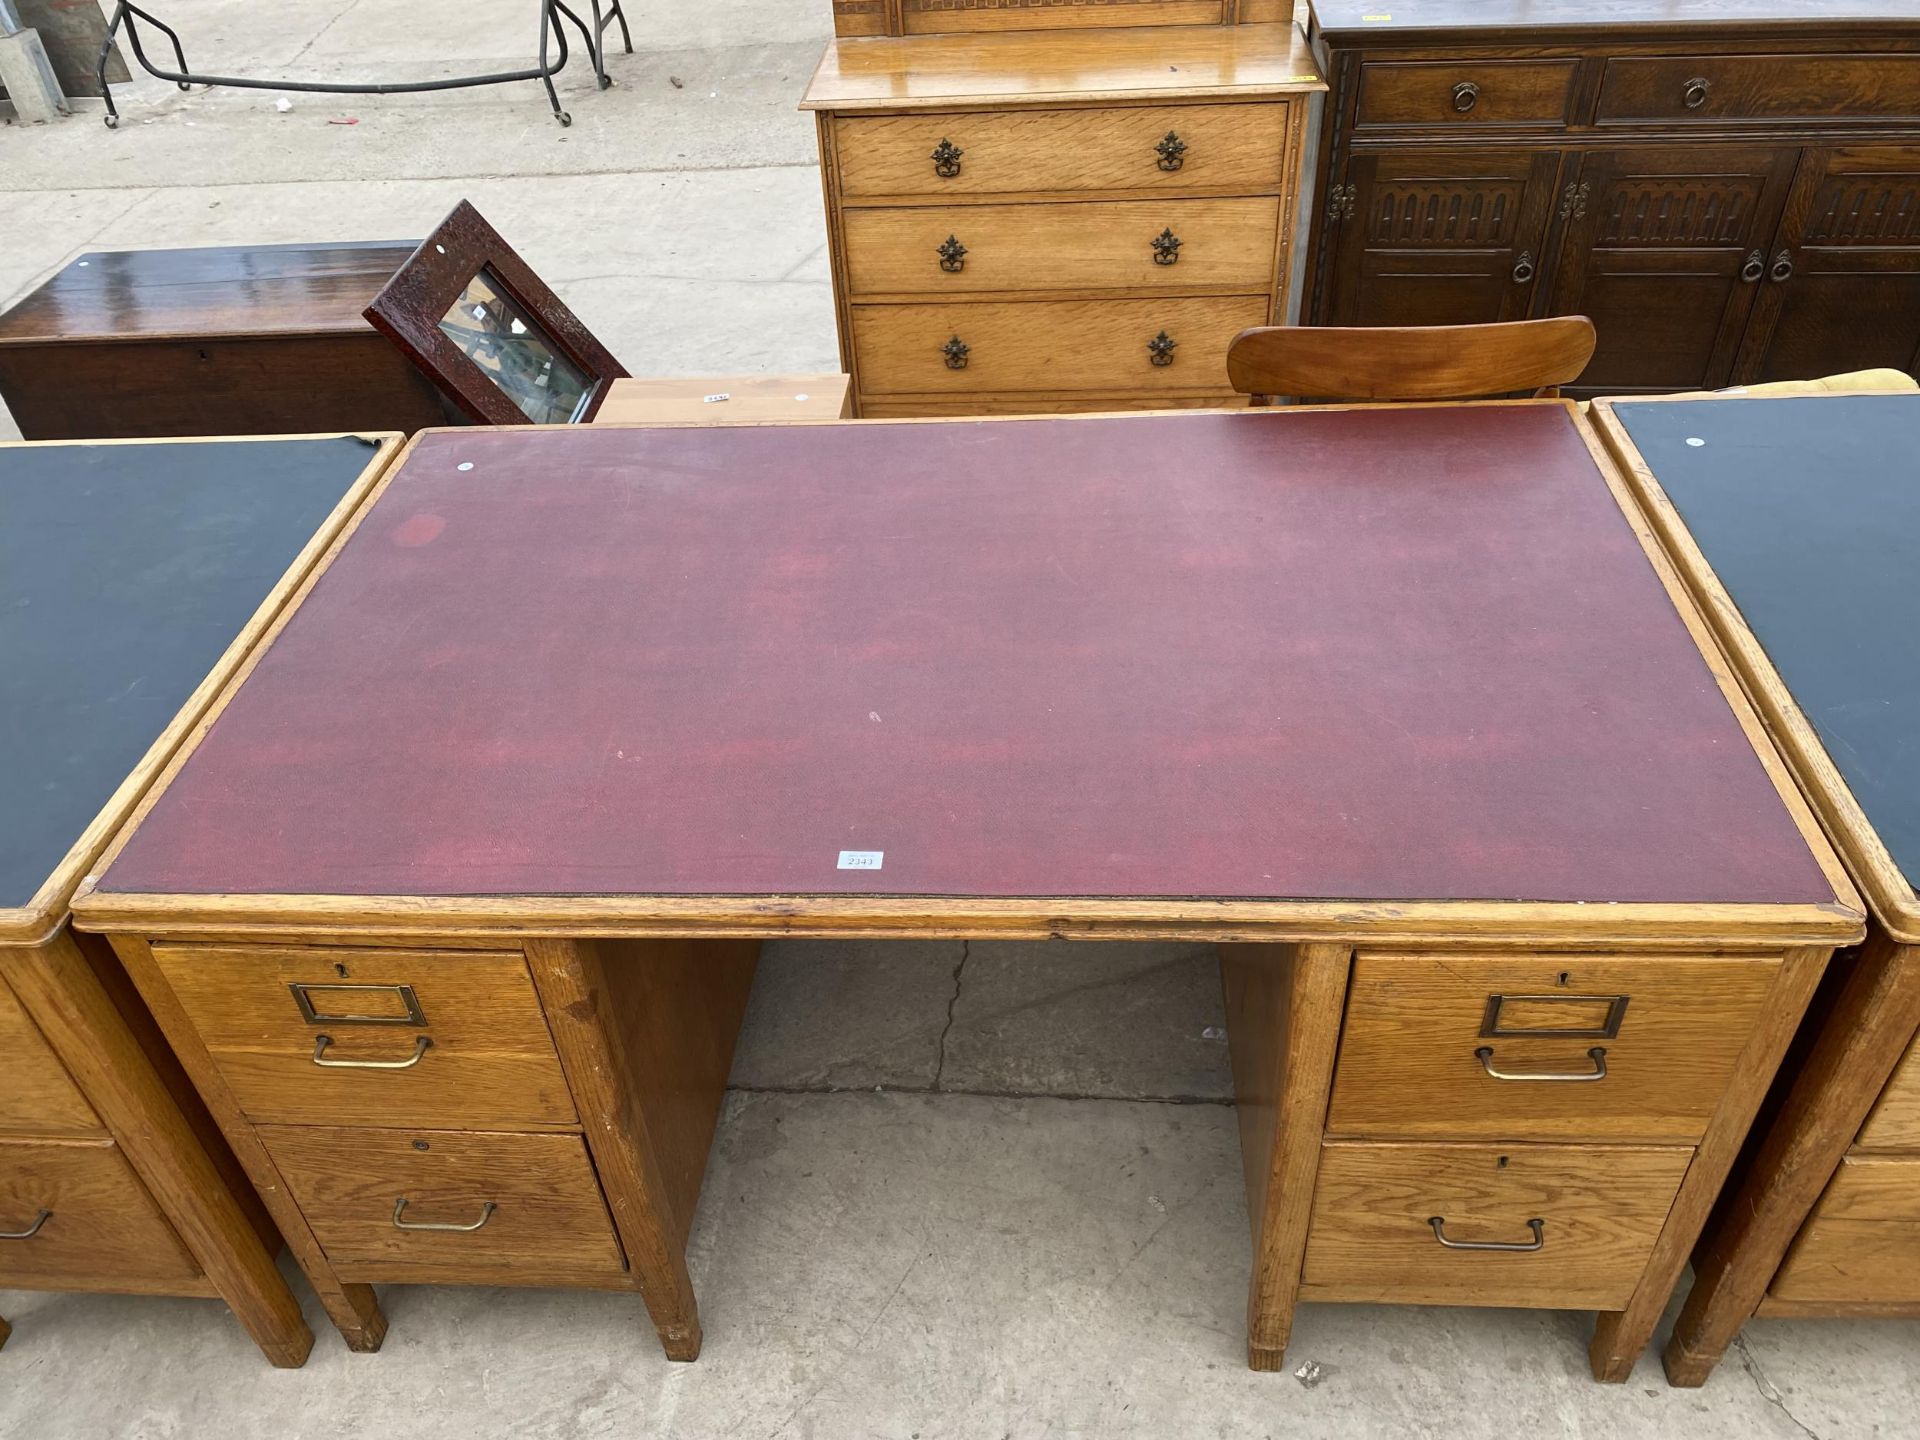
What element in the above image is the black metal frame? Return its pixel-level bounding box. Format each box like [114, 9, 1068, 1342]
[93, 0, 632, 129]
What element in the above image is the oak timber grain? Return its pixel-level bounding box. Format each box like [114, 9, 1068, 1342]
[1355, 59, 1577, 128]
[1595, 54, 1920, 124]
[1227, 317, 1597, 402]
[0, 1136, 201, 1291]
[856, 392, 1252, 415]
[1858, 1024, 1920, 1149]
[1769, 1153, 1920, 1301]
[0, 972, 102, 1136]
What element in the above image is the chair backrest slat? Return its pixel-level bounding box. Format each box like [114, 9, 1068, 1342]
[1227, 318, 1598, 405]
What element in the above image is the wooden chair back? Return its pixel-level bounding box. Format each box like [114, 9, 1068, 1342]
[1226, 317, 1598, 405]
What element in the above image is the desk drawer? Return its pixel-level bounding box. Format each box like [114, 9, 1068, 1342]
[1355, 61, 1576, 128]
[1771, 1155, 1920, 1303]
[1596, 55, 1920, 125]
[0, 980, 103, 1136]
[0, 1136, 200, 1290]
[1326, 952, 1778, 1142]
[1857, 1031, 1920, 1151]
[833, 103, 1291, 200]
[149, 944, 578, 1131]
[262, 1126, 626, 1279]
[1300, 1141, 1689, 1309]
[852, 295, 1264, 395]
[842, 197, 1280, 299]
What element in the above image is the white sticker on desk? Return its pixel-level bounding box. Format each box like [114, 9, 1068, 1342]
[838, 850, 884, 870]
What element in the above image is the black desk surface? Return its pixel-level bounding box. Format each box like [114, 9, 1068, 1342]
[0, 436, 380, 928]
[1615, 394, 1920, 900]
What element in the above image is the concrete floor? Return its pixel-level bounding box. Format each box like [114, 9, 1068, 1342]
[2, 3, 1918, 1435]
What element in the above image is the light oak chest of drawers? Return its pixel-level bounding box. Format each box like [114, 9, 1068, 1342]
[803, 24, 1326, 416]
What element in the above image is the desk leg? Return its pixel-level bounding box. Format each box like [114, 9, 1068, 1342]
[529, 937, 759, 1362]
[0, 1315, 10, 1350]
[107, 935, 386, 1356]
[1664, 933, 1920, 1385]
[1589, 943, 1832, 1382]
[1219, 941, 1351, 1372]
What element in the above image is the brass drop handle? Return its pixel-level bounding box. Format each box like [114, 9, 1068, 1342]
[313, 1033, 433, 1069]
[1429, 1216, 1545, 1252]
[930, 138, 963, 178]
[0, 1209, 51, 1240]
[1683, 76, 1711, 109]
[937, 235, 967, 273]
[1147, 330, 1177, 366]
[1770, 249, 1796, 283]
[1151, 227, 1182, 265]
[942, 335, 970, 370]
[1512, 251, 1536, 284]
[1476, 1045, 1607, 1082]
[1155, 130, 1187, 172]
[1741, 249, 1766, 283]
[392, 1197, 497, 1233]
[1452, 81, 1480, 113]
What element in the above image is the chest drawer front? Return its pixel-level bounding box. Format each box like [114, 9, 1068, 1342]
[261, 1125, 626, 1278]
[842, 197, 1280, 299]
[858, 393, 1250, 416]
[1596, 55, 1920, 125]
[1326, 953, 1779, 1143]
[852, 295, 1265, 395]
[1858, 1031, 1920, 1151]
[1354, 60, 1577, 128]
[149, 944, 578, 1131]
[833, 103, 1291, 200]
[1772, 1155, 1920, 1303]
[1301, 1141, 1690, 1310]
[0, 980, 103, 1136]
[0, 1136, 200, 1289]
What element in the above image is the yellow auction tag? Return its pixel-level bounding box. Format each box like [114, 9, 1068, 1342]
[1362, 12, 1392, 20]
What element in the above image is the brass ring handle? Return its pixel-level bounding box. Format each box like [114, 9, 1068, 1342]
[392, 1198, 497, 1233]
[1511, 251, 1536, 284]
[0, 1209, 51, 1240]
[1770, 249, 1795, 283]
[1475, 1045, 1606, 1082]
[1147, 330, 1177, 366]
[1429, 1216, 1545, 1252]
[942, 335, 970, 370]
[1155, 130, 1187, 172]
[313, 1034, 433, 1069]
[937, 235, 967, 273]
[1452, 81, 1480, 113]
[930, 138, 963, 178]
[1683, 76, 1710, 109]
[1741, 249, 1766, 283]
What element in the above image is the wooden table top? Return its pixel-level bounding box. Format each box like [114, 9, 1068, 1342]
[1, 435, 395, 942]
[1603, 392, 1920, 939]
[84, 404, 1850, 938]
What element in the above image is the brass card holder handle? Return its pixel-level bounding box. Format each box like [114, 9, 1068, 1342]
[1155, 130, 1187, 172]
[0, 1209, 52, 1240]
[1476, 1045, 1607, 1082]
[392, 1198, 496, 1233]
[314, 1034, 433, 1069]
[289, 981, 427, 1027]
[931, 138, 963, 178]
[1476, 990, 1623, 1081]
[1429, 1217, 1545, 1252]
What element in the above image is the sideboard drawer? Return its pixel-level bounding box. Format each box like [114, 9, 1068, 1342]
[0, 1136, 201, 1289]
[1355, 60, 1577, 128]
[852, 295, 1265, 395]
[842, 197, 1280, 299]
[1326, 952, 1778, 1142]
[1856, 1031, 1920, 1151]
[1300, 1141, 1690, 1309]
[0, 980, 103, 1136]
[1596, 54, 1920, 125]
[833, 103, 1292, 200]
[1771, 1155, 1920, 1303]
[261, 1126, 627, 1279]
[149, 944, 578, 1130]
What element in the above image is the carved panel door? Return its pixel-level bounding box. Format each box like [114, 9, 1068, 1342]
[1322, 148, 1565, 327]
[1735, 145, 1920, 383]
[1544, 146, 1800, 395]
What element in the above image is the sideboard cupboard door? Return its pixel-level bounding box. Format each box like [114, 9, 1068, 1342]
[1323, 148, 1564, 327]
[1545, 146, 1799, 395]
[1735, 145, 1920, 385]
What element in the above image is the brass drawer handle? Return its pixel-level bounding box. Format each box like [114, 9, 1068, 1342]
[313, 1033, 433, 1069]
[1683, 76, 1711, 109]
[942, 335, 970, 370]
[1511, 250, 1536, 284]
[1741, 248, 1766, 283]
[0, 1209, 51, 1240]
[290, 981, 426, 1027]
[392, 1197, 497, 1233]
[1476, 1045, 1607, 1082]
[1155, 130, 1187, 172]
[1150, 227, 1181, 265]
[936, 235, 967, 273]
[1147, 330, 1177, 366]
[1429, 1216, 1545, 1252]
[1451, 81, 1480, 113]
[1770, 249, 1795, 283]
[931, 137, 963, 178]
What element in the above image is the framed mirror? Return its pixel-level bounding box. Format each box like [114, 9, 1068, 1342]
[364, 200, 628, 426]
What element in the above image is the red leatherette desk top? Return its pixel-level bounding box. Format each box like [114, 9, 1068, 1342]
[93, 406, 1835, 909]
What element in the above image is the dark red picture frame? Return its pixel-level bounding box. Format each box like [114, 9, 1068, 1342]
[364, 199, 628, 426]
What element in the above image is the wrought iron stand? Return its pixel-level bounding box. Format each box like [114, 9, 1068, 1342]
[93, 0, 632, 129]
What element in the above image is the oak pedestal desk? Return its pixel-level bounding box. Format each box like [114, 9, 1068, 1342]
[803, 25, 1325, 417]
[1594, 391, 1920, 1384]
[1, 432, 401, 1364]
[73, 404, 1860, 1376]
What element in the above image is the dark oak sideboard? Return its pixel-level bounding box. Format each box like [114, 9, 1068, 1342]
[1304, 2, 1920, 396]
